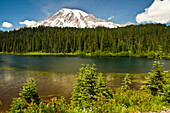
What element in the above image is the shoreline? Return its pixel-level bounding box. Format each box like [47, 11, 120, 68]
[0, 52, 170, 59]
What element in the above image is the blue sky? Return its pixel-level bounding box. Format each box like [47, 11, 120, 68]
[0, 0, 170, 31]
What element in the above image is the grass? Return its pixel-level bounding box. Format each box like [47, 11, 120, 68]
[1, 51, 170, 59]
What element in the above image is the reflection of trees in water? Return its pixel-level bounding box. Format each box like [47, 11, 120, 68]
[0, 69, 148, 112]
[105, 73, 146, 90]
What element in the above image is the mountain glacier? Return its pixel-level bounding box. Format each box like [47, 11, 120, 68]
[23, 8, 134, 28]
[26, 8, 121, 28]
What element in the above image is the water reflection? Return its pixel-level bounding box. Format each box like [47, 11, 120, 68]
[0, 69, 76, 112]
[0, 68, 146, 112]
[4, 74, 13, 82]
[0, 55, 170, 73]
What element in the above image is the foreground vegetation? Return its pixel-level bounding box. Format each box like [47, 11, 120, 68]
[0, 24, 170, 58]
[7, 56, 170, 113]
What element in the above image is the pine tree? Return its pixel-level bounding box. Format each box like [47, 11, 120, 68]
[142, 47, 165, 95]
[71, 64, 112, 106]
[121, 74, 132, 91]
[95, 74, 113, 99]
[19, 78, 40, 104]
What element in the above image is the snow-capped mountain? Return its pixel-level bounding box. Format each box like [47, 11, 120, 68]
[27, 8, 120, 28]
[119, 22, 134, 27]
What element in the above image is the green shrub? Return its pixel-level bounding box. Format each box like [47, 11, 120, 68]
[71, 64, 112, 107]
[10, 97, 26, 113]
[24, 96, 69, 113]
[19, 78, 40, 104]
[142, 59, 165, 95]
[113, 88, 164, 112]
[160, 78, 170, 103]
[121, 74, 132, 91]
[147, 51, 156, 58]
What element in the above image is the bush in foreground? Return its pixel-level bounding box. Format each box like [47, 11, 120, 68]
[10, 78, 40, 112]
[160, 78, 170, 103]
[19, 78, 40, 104]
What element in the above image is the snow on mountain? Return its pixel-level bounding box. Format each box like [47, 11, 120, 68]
[119, 22, 134, 27]
[27, 8, 119, 28]
[22, 8, 133, 29]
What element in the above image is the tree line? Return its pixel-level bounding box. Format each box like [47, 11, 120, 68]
[0, 24, 170, 56]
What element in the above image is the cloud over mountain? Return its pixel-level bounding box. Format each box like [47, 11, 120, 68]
[2, 22, 13, 28]
[108, 16, 115, 20]
[136, 0, 170, 24]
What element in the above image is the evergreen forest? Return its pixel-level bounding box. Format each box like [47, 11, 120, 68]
[0, 24, 170, 58]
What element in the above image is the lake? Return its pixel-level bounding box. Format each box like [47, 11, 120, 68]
[0, 55, 170, 112]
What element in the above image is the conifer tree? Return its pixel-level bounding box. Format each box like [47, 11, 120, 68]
[121, 74, 132, 91]
[71, 64, 112, 106]
[19, 78, 40, 104]
[142, 47, 165, 95]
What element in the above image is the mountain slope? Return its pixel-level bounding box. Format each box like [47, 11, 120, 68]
[28, 8, 119, 28]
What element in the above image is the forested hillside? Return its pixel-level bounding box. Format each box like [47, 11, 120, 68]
[0, 24, 170, 57]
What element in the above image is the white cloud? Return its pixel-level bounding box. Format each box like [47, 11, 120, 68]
[136, 0, 170, 24]
[108, 16, 115, 20]
[19, 20, 36, 27]
[2, 22, 13, 28]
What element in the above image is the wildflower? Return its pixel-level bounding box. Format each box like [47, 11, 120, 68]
[121, 93, 123, 95]
[47, 103, 50, 107]
[32, 110, 35, 112]
[53, 97, 57, 100]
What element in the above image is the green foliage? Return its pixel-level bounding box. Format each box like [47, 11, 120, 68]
[95, 74, 113, 99]
[0, 100, 2, 106]
[9, 78, 40, 112]
[71, 64, 112, 107]
[160, 78, 170, 103]
[112, 89, 164, 112]
[10, 97, 26, 113]
[24, 96, 69, 113]
[142, 58, 165, 95]
[16, 89, 165, 113]
[121, 74, 132, 91]
[19, 78, 40, 104]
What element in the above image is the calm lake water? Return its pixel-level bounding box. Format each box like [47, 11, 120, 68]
[0, 55, 170, 73]
[0, 55, 170, 111]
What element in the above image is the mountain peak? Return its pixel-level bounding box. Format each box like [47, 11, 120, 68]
[26, 8, 119, 28]
[57, 8, 88, 18]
